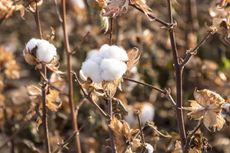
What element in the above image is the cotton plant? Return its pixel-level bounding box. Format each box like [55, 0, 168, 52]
[23, 38, 63, 74]
[79, 44, 140, 98]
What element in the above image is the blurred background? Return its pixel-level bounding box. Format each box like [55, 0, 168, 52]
[0, 0, 229, 152]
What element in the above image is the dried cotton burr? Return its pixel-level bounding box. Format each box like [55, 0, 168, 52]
[80, 44, 128, 83]
[23, 38, 57, 65]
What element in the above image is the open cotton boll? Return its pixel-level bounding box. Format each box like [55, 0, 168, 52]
[100, 58, 127, 81]
[26, 38, 40, 51]
[139, 103, 155, 125]
[144, 143, 154, 153]
[81, 59, 102, 83]
[124, 103, 155, 126]
[100, 45, 128, 62]
[36, 40, 57, 63]
[87, 49, 103, 63]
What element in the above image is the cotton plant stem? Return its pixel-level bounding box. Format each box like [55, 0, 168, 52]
[108, 97, 117, 153]
[167, 0, 187, 150]
[61, 0, 81, 153]
[41, 65, 51, 153]
[34, 4, 51, 153]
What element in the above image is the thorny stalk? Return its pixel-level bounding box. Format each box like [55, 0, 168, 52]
[61, 0, 81, 153]
[34, 3, 51, 153]
[167, 0, 187, 150]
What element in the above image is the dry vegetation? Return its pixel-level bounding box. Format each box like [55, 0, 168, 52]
[0, 0, 230, 153]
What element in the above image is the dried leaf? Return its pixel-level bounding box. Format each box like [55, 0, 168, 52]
[102, 79, 121, 98]
[103, 0, 129, 17]
[130, 0, 152, 20]
[109, 116, 141, 152]
[186, 89, 226, 131]
[172, 141, 182, 153]
[46, 89, 62, 112]
[27, 85, 41, 96]
[4, 60, 20, 80]
[127, 47, 141, 71]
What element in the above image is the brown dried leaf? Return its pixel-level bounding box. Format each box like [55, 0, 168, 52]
[27, 85, 41, 96]
[130, 0, 152, 20]
[46, 89, 62, 112]
[172, 141, 182, 153]
[127, 47, 141, 71]
[4, 60, 20, 80]
[103, 0, 129, 17]
[109, 116, 141, 152]
[187, 89, 226, 131]
[102, 79, 121, 98]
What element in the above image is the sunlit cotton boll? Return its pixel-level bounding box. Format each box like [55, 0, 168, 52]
[100, 58, 127, 81]
[26, 38, 40, 51]
[144, 143, 154, 153]
[86, 49, 103, 63]
[81, 59, 102, 83]
[36, 40, 57, 63]
[100, 44, 128, 62]
[124, 103, 155, 126]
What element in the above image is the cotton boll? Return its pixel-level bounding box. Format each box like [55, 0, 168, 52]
[87, 49, 103, 63]
[139, 103, 155, 125]
[124, 103, 155, 126]
[81, 59, 102, 83]
[100, 45, 128, 62]
[144, 143, 154, 153]
[26, 38, 39, 51]
[36, 40, 57, 63]
[99, 44, 110, 53]
[100, 58, 127, 81]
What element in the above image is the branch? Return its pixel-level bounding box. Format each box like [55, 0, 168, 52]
[34, 4, 51, 153]
[167, 0, 187, 149]
[130, 4, 170, 28]
[180, 31, 214, 67]
[123, 77, 176, 106]
[61, 0, 82, 153]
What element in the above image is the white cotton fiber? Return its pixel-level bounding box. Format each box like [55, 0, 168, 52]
[139, 103, 155, 125]
[81, 59, 102, 83]
[36, 40, 57, 63]
[144, 143, 154, 153]
[25, 38, 57, 63]
[80, 44, 129, 83]
[26, 38, 39, 51]
[87, 49, 103, 63]
[100, 58, 127, 81]
[100, 45, 128, 61]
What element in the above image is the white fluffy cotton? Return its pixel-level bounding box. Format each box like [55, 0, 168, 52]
[25, 38, 57, 63]
[26, 38, 39, 51]
[80, 44, 128, 83]
[144, 143, 154, 153]
[100, 58, 127, 81]
[100, 44, 128, 61]
[124, 103, 155, 126]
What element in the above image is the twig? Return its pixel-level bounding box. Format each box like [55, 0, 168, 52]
[136, 111, 145, 144]
[146, 122, 172, 138]
[73, 74, 109, 118]
[61, 0, 82, 153]
[109, 18, 113, 45]
[52, 130, 79, 153]
[71, 32, 90, 54]
[167, 0, 187, 150]
[34, 3, 51, 153]
[123, 77, 176, 106]
[130, 4, 170, 28]
[181, 31, 214, 67]
[184, 120, 202, 150]
[123, 77, 166, 94]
